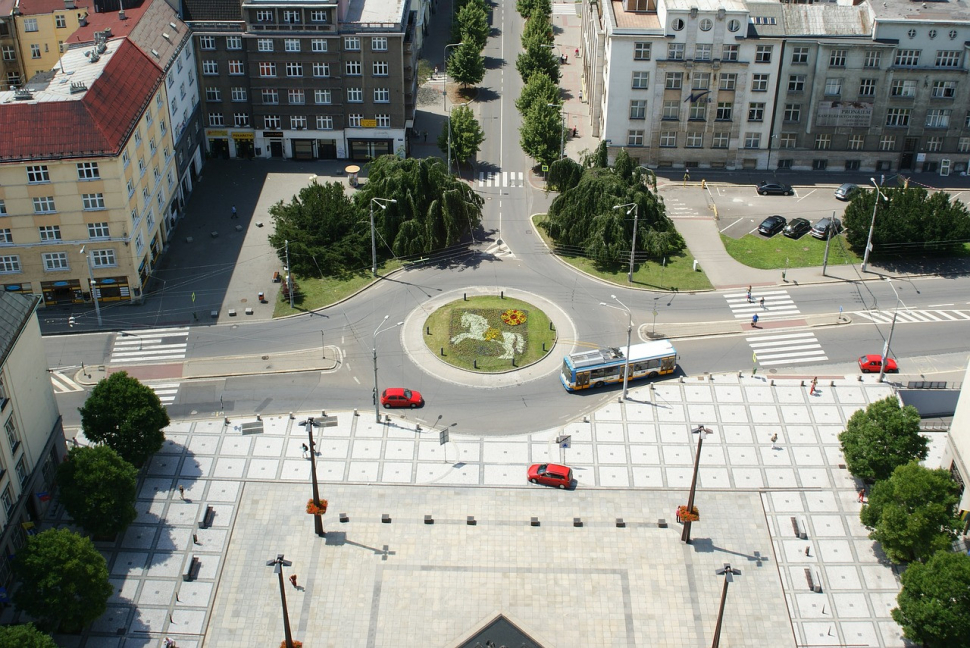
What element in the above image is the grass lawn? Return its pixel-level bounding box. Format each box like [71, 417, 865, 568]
[272, 260, 404, 318]
[423, 296, 558, 372]
[720, 233, 862, 269]
[532, 215, 714, 292]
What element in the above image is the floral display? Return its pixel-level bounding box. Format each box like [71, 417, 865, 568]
[306, 499, 328, 516]
[501, 308, 527, 326]
[676, 505, 699, 522]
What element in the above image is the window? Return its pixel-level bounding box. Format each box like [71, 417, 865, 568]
[24, 17, 38, 32]
[228, 60, 244, 75]
[345, 60, 361, 76]
[202, 60, 218, 75]
[752, 74, 769, 92]
[347, 88, 363, 102]
[780, 133, 797, 148]
[629, 100, 646, 119]
[288, 89, 305, 105]
[926, 136, 942, 152]
[314, 89, 332, 104]
[659, 132, 677, 147]
[966, 111, 970, 128]
[310, 9, 328, 22]
[791, 46, 809, 64]
[688, 103, 706, 120]
[715, 102, 732, 120]
[692, 73, 710, 90]
[744, 132, 761, 149]
[935, 50, 961, 67]
[206, 87, 222, 102]
[127, 180, 134, 197]
[1, 486, 12, 515]
[91, 249, 116, 267]
[30, 44, 40, 59]
[262, 89, 279, 104]
[719, 73, 737, 91]
[627, 130, 644, 146]
[632, 71, 649, 89]
[662, 100, 679, 120]
[720, 45, 737, 62]
[259, 62, 277, 77]
[134, 130, 142, 147]
[783, 103, 800, 122]
[824, 78, 842, 96]
[859, 79, 876, 97]
[686, 132, 703, 148]
[711, 132, 729, 149]
[284, 38, 300, 52]
[137, 158, 146, 176]
[82, 193, 105, 210]
[135, 233, 144, 253]
[0, 200, 4, 215]
[814, 134, 831, 150]
[6, 72, 20, 85]
[256, 9, 272, 22]
[699, 18, 713, 31]
[374, 88, 390, 103]
[829, 49, 847, 67]
[312, 62, 330, 77]
[788, 75, 805, 93]
[747, 103, 765, 121]
[199, 36, 215, 50]
[667, 43, 684, 60]
[959, 137, 970, 153]
[87, 222, 109, 238]
[634, 42, 651, 60]
[0, 229, 11, 244]
[756, 45, 772, 63]
[894, 49, 920, 66]
[231, 87, 247, 102]
[27, 165, 49, 183]
[348, 114, 362, 127]
[373, 61, 389, 76]
[317, 115, 334, 130]
[926, 109, 950, 128]
[264, 115, 281, 129]
[282, 10, 300, 23]
[932, 81, 956, 98]
[372, 36, 387, 51]
[311, 39, 327, 52]
[890, 80, 917, 97]
[812, 159, 828, 171]
[43, 252, 68, 271]
[5, 417, 20, 452]
[1, 46, 15, 61]
[258, 38, 274, 52]
[0, 256, 20, 273]
[886, 108, 910, 126]
[56, 14, 66, 28]
[345, 36, 361, 51]
[665, 72, 682, 89]
[226, 36, 242, 50]
[695, 44, 711, 61]
[849, 135, 864, 150]
[728, 19, 741, 32]
[210, 113, 226, 127]
[864, 50, 881, 68]
[33, 197, 55, 213]
[76, 162, 99, 180]
[234, 113, 250, 127]
[15, 456, 27, 486]
[376, 114, 390, 128]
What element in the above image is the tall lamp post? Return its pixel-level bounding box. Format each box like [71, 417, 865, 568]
[302, 417, 325, 537]
[613, 203, 639, 283]
[369, 197, 397, 277]
[682, 425, 713, 543]
[78, 246, 102, 327]
[711, 563, 742, 648]
[547, 103, 565, 159]
[879, 279, 905, 383]
[373, 315, 405, 423]
[599, 294, 634, 401]
[444, 42, 464, 175]
[265, 554, 295, 648]
[861, 177, 886, 272]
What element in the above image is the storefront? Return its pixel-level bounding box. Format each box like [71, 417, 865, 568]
[291, 138, 315, 160]
[318, 138, 338, 159]
[348, 137, 394, 161]
[260, 131, 284, 158]
[207, 129, 230, 159]
[93, 277, 131, 302]
[3, 282, 33, 296]
[233, 131, 255, 158]
[41, 279, 83, 306]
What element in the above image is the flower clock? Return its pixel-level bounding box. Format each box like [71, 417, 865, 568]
[501, 308, 527, 326]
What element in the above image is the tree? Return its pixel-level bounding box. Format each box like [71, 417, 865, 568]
[438, 105, 485, 167]
[893, 551, 970, 647]
[268, 180, 369, 277]
[521, 14, 553, 49]
[516, 72, 561, 116]
[452, 0, 489, 51]
[0, 624, 58, 648]
[78, 371, 169, 467]
[860, 462, 961, 563]
[520, 101, 563, 167]
[12, 529, 113, 633]
[56, 445, 138, 538]
[517, 0, 551, 19]
[838, 396, 927, 483]
[516, 40, 559, 83]
[548, 157, 583, 192]
[448, 40, 485, 88]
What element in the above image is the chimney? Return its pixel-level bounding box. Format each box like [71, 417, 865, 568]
[119, 8, 126, 19]
[65, 0, 75, 8]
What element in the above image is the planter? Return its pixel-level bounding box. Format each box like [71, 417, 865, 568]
[306, 499, 328, 516]
[676, 505, 699, 523]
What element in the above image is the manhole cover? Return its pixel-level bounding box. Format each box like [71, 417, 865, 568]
[240, 298, 248, 303]
[261, 355, 269, 360]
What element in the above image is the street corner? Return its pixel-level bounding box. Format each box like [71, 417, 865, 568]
[73, 364, 107, 386]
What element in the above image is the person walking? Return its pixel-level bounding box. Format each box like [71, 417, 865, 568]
[178, 485, 185, 500]
[751, 313, 759, 327]
[289, 574, 298, 588]
[759, 297, 766, 310]
[810, 377, 818, 396]
[770, 432, 779, 450]
[858, 489, 866, 503]
[746, 286, 752, 302]
[301, 443, 309, 458]
[231, 205, 237, 219]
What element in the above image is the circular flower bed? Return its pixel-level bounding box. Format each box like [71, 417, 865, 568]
[501, 308, 527, 326]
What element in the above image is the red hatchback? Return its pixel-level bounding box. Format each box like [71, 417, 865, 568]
[380, 387, 424, 409]
[859, 355, 898, 373]
[528, 463, 573, 489]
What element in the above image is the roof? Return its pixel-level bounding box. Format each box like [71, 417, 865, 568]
[16, 0, 90, 16]
[65, 0, 151, 45]
[181, 0, 241, 22]
[127, 0, 190, 66]
[0, 0, 15, 17]
[0, 292, 38, 368]
[0, 39, 163, 161]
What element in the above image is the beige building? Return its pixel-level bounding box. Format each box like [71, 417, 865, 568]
[940, 359, 970, 526]
[11, 0, 89, 80]
[0, 0, 26, 87]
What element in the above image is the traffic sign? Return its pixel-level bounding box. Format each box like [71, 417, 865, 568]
[439, 430, 449, 445]
[556, 434, 571, 449]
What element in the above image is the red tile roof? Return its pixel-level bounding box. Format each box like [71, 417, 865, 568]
[0, 39, 163, 161]
[16, 0, 90, 16]
[65, 1, 150, 44]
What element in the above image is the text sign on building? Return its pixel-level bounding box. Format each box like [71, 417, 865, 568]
[815, 101, 873, 128]
[360, 119, 378, 128]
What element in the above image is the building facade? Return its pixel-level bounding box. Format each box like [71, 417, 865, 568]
[0, 0, 25, 87]
[12, 0, 89, 80]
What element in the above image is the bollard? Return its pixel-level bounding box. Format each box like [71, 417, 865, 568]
[440, 347, 444, 356]
[354, 408, 358, 416]
[501, 291, 504, 299]
[289, 412, 294, 419]
[224, 417, 230, 425]
[256, 414, 261, 421]
[463, 293, 467, 301]
[474, 359, 478, 369]
[512, 357, 517, 367]
[426, 326, 430, 335]
[542, 342, 546, 351]
[549, 322, 555, 331]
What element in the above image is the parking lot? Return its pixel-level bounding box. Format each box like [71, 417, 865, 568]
[703, 184, 851, 240]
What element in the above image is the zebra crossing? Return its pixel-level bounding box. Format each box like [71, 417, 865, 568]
[855, 309, 970, 325]
[477, 171, 525, 189]
[109, 327, 189, 365]
[726, 289, 800, 321]
[748, 331, 828, 367]
[150, 383, 180, 406]
[49, 370, 84, 394]
[552, 2, 576, 14]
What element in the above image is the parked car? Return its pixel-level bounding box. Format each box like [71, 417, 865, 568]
[757, 181, 794, 196]
[380, 387, 424, 408]
[811, 217, 843, 240]
[527, 463, 573, 489]
[834, 183, 860, 201]
[758, 215, 787, 236]
[783, 217, 812, 239]
[858, 355, 898, 373]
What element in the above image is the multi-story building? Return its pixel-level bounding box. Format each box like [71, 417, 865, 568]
[183, 0, 418, 161]
[11, 0, 89, 80]
[582, 0, 970, 175]
[941, 359, 970, 530]
[0, 292, 65, 593]
[0, 0, 26, 87]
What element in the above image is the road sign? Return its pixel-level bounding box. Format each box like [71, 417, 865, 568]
[541, 164, 549, 172]
[556, 434, 571, 449]
[191, 292, 196, 302]
[439, 430, 449, 445]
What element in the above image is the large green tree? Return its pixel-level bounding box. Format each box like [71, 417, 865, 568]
[517, 0, 551, 19]
[838, 396, 927, 483]
[861, 462, 961, 564]
[520, 101, 564, 167]
[438, 104, 485, 167]
[448, 40, 485, 88]
[56, 445, 138, 538]
[893, 551, 970, 647]
[13, 529, 113, 633]
[78, 371, 169, 466]
[521, 13, 554, 48]
[268, 180, 369, 278]
[516, 40, 560, 83]
[516, 72, 561, 116]
[451, 0, 489, 52]
[0, 624, 57, 647]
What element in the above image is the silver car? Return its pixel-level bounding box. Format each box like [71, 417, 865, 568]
[834, 183, 859, 201]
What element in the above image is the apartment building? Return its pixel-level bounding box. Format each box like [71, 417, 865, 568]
[0, 0, 25, 87]
[183, 0, 418, 161]
[0, 292, 65, 593]
[11, 0, 89, 80]
[582, 0, 970, 175]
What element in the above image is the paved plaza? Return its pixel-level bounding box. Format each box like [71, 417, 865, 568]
[43, 373, 945, 647]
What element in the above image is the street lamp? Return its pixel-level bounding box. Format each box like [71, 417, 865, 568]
[444, 42, 464, 176]
[369, 197, 397, 277]
[78, 246, 102, 327]
[265, 554, 295, 648]
[711, 563, 741, 648]
[373, 315, 404, 423]
[547, 103, 565, 159]
[682, 425, 713, 543]
[302, 417, 325, 537]
[599, 295, 634, 400]
[861, 177, 887, 273]
[613, 203, 639, 283]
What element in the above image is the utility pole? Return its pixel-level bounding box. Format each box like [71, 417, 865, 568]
[285, 240, 293, 309]
[78, 246, 102, 327]
[821, 210, 834, 276]
[613, 203, 639, 283]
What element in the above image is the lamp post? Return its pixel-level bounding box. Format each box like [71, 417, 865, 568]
[302, 417, 325, 537]
[599, 295, 633, 401]
[711, 563, 741, 648]
[369, 197, 397, 277]
[373, 315, 405, 423]
[547, 103, 565, 159]
[613, 203, 639, 283]
[78, 246, 102, 327]
[861, 177, 885, 273]
[265, 554, 295, 648]
[444, 42, 464, 175]
[682, 425, 713, 543]
[879, 279, 906, 383]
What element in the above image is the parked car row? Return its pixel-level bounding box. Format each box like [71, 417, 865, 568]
[758, 215, 844, 240]
[756, 181, 863, 201]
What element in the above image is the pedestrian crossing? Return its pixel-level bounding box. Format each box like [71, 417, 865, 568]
[748, 331, 828, 367]
[726, 289, 800, 321]
[109, 327, 190, 365]
[150, 383, 180, 406]
[552, 3, 576, 14]
[50, 370, 84, 394]
[855, 309, 970, 325]
[477, 171, 525, 188]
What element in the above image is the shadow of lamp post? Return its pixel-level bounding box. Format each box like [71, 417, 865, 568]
[373, 315, 405, 423]
[681, 425, 713, 543]
[711, 563, 741, 648]
[266, 553, 295, 648]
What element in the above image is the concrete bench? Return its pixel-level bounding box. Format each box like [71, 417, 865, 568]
[199, 505, 215, 529]
[183, 555, 200, 582]
[791, 516, 807, 540]
[240, 421, 264, 435]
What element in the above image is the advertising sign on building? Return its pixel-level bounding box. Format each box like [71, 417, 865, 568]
[815, 101, 873, 128]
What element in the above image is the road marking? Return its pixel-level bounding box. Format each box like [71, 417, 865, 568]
[149, 383, 180, 406]
[50, 370, 84, 393]
[477, 171, 524, 188]
[726, 289, 800, 321]
[855, 309, 970, 324]
[719, 218, 744, 233]
[109, 327, 189, 365]
[748, 331, 828, 366]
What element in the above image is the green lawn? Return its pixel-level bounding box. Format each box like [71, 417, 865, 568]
[532, 215, 714, 292]
[720, 233, 862, 270]
[273, 260, 404, 318]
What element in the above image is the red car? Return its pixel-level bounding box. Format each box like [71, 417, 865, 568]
[858, 355, 898, 373]
[528, 463, 573, 489]
[380, 387, 424, 409]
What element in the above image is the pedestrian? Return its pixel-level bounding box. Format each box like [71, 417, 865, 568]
[746, 286, 752, 302]
[751, 313, 759, 327]
[810, 376, 818, 396]
[770, 432, 779, 449]
[433, 65, 438, 76]
[231, 205, 237, 219]
[575, 47, 579, 58]
[164, 637, 176, 648]
[423, 130, 428, 143]
[289, 574, 298, 588]
[178, 485, 185, 500]
[858, 489, 866, 503]
[760, 297, 766, 310]
[301, 443, 309, 458]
